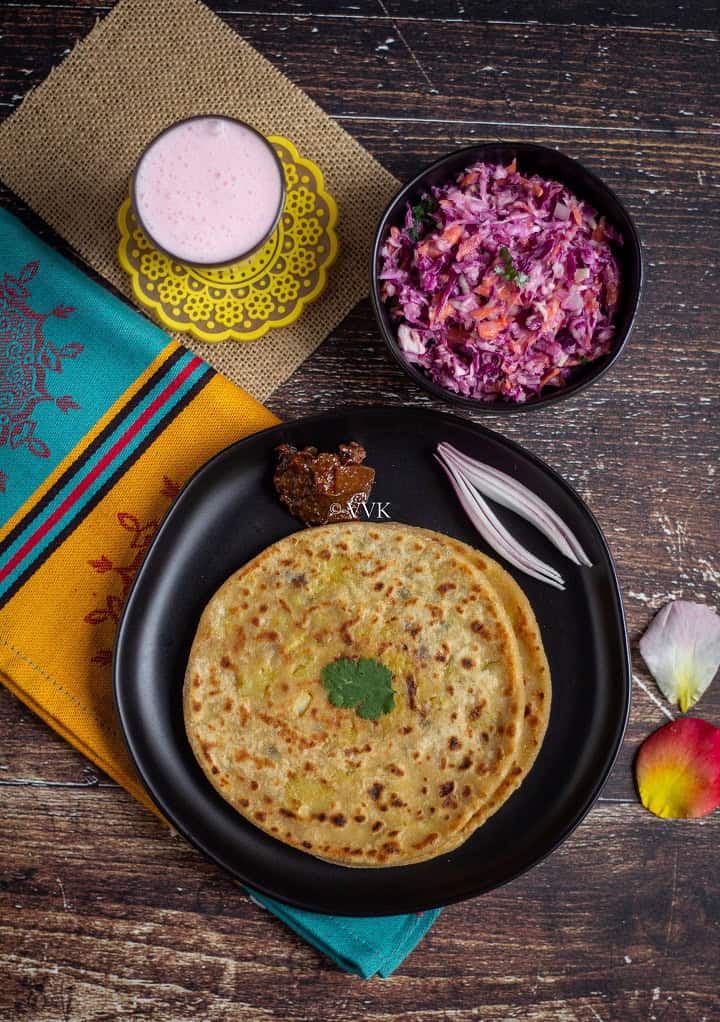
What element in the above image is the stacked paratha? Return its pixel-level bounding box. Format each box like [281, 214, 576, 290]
[184, 522, 551, 867]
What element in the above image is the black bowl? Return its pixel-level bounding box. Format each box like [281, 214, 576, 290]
[370, 142, 643, 412]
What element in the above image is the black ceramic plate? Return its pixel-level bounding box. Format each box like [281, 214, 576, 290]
[114, 406, 630, 916]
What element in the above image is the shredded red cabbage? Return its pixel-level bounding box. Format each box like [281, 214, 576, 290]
[379, 159, 623, 403]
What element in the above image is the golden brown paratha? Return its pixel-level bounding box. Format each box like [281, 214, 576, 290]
[184, 522, 536, 866]
[421, 533, 552, 836]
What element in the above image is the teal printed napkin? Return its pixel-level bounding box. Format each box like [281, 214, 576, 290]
[0, 207, 440, 978]
[250, 892, 440, 978]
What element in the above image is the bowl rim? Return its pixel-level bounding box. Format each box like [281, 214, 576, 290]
[370, 140, 644, 413]
[130, 113, 287, 270]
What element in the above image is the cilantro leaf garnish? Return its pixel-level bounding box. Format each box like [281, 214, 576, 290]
[407, 195, 438, 241]
[495, 245, 528, 285]
[412, 196, 437, 221]
[321, 657, 395, 721]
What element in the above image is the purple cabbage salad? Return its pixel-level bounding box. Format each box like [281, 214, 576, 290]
[379, 159, 623, 403]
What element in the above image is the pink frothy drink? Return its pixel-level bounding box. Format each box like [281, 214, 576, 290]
[132, 116, 285, 266]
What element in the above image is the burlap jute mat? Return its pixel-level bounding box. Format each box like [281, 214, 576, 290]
[0, 0, 399, 401]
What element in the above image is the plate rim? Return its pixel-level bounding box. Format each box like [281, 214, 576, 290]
[113, 404, 631, 914]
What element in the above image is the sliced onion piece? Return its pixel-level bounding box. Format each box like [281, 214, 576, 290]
[437, 442, 592, 567]
[434, 454, 565, 590]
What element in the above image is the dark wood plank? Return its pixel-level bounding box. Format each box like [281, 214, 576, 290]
[1, 786, 718, 1020]
[1, 5, 718, 135]
[3, 0, 720, 31]
[382, 0, 720, 31]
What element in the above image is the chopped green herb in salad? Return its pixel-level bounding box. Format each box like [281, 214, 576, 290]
[407, 196, 438, 241]
[495, 245, 528, 286]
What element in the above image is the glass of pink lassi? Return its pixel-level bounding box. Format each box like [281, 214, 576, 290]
[131, 115, 286, 267]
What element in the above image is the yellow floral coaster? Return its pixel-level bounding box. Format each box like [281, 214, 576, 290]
[117, 136, 338, 342]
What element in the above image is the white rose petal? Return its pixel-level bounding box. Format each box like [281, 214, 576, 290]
[639, 600, 720, 712]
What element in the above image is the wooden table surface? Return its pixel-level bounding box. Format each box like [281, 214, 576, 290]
[1, 2, 719, 1020]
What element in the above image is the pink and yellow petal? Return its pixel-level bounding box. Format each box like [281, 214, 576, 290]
[636, 718, 720, 819]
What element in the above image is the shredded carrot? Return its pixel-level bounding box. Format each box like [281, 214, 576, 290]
[457, 233, 482, 260]
[441, 225, 464, 246]
[471, 303, 498, 322]
[417, 239, 442, 259]
[473, 277, 495, 298]
[540, 367, 562, 386]
[476, 318, 508, 340]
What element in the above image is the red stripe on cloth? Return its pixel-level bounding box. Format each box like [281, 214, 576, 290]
[0, 356, 203, 584]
